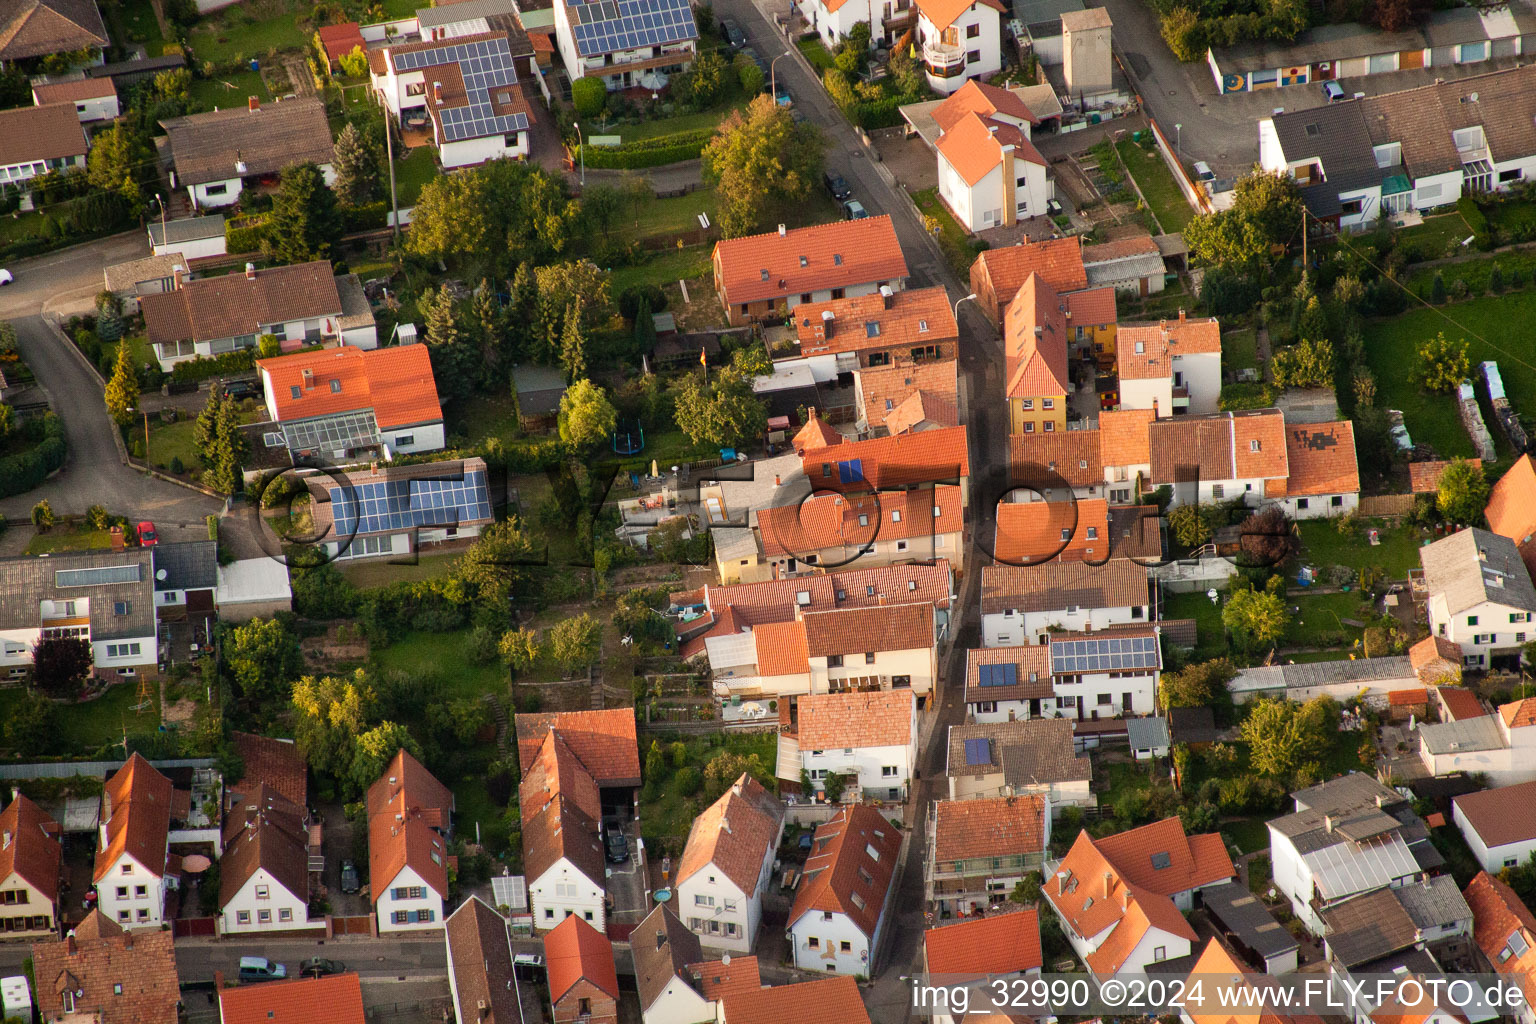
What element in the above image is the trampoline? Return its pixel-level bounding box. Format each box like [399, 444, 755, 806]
[613, 422, 645, 455]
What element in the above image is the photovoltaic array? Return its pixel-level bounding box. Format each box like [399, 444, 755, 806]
[1048, 635, 1159, 674]
[569, 0, 697, 58]
[394, 37, 529, 141]
[329, 469, 493, 535]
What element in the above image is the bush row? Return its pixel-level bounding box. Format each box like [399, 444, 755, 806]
[576, 127, 716, 169]
[169, 350, 257, 383]
[0, 414, 67, 499]
[225, 214, 270, 254]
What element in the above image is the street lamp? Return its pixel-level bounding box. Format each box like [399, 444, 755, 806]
[153, 193, 167, 249]
[771, 52, 789, 100]
[1174, 122, 1182, 159]
[952, 292, 976, 322]
[573, 121, 585, 186]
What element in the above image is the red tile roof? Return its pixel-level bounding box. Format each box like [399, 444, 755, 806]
[259, 344, 442, 431]
[690, 955, 762, 1003]
[714, 217, 909, 307]
[995, 498, 1113, 564]
[32, 912, 179, 1024]
[915, 0, 1007, 33]
[1465, 871, 1536, 1012]
[1009, 430, 1103, 491]
[924, 908, 1042, 976]
[1503, 698, 1536, 728]
[445, 897, 521, 1024]
[1438, 687, 1488, 720]
[718, 975, 870, 1024]
[790, 804, 901, 941]
[1149, 410, 1287, 486]
[1064, 286, 1117, 327]
[753, 620, 811, 676]
[1082, 234, 1161, 264]
[856, 358, 958, 431]
[544, 914, 618, 1003]
[963, 645, 1053, 704]
[94, 753, 172, 882]
[677, 774, 784, 894]
[514, 709, 641, 786]
[1182, 940, 1325, 1024]
[229, 731, 307, 809]
[795, 689, 914, 750]
[365, 749, 453, 898]
[1389, 687, 1431, 706]
[793, 411, 842, 452]
[937, 113, 1011, 187]
[802, 601, 935, 658]
[220, 974, 364, 1024]
[219, 784, 309, 907]
[1411, 458, 1481, 494]
[32, 76, 115, 102]
[930, 796, 1047, 864]
[519, 729, 602, 822]
[933, 80, 1038, 134]
[316, 21, 365, 63]
[1099, 408, 1154, 468]
[1455, 781, 1536, 848]
[886, 390, 958, 435]
[1092, 817, 1235, 896]
[0, 793, 60, 900]
[1409, 636, 1461, 672]
[1281, 421, 1360, 497]
[972, 238, 1087, 313]
[1004, 274, 1070, 399]
[797, 286, 957, 356]
[802, 425, 970, 488]
[755, 485, 963, 556]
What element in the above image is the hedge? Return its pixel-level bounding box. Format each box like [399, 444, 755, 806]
[577, 127, 716, 169]
[343, 201, 389, 233]
[169, 350, 257, 382]
[225, 214, 271, 254]
[0, 413, 66, 499]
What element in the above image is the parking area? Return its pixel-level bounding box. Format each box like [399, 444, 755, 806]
[607, 827, 650, 928]
[870, 127, 937, 192]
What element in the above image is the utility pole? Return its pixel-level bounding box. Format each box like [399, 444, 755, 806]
[1301, 205, 1307, 271]
[385, 104, 400, 242]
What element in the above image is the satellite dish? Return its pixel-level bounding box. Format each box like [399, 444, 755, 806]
[156, 569, 168, 581]
[721, 954, 731, 967]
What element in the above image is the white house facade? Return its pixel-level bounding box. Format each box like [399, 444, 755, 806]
[377, 864, 447, 932]
[221, 866, 307, 934]
[915, 0, 1005, 95]
[528, 857, 607, 932]
[675, 773, 784, 953]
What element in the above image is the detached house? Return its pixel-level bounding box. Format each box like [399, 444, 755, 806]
[933, 81, 1050, 232]
[367, 749, 453, 932]
[218, 784, 310, 934]
[1114, 312, 1221, 416]
[0, 793, 62, 937]
[552, 0, 696, 92]
[141, 260, 376, 371]
[95, 754, 173, 930]
[31, 911, 179, 1024]
[924, 796, 1048, 918]
[980, 559, 1151, 647]
[254, 343, 443, 463]
[0, 0, 108, 67]
[1464, 871, 1536, 1024]
[520, 730, 606, 932]
[301, 457, 495, 563]
[0, 103, 89, 196]
[0, 548, 160, 682]
[160, 97, 335, 212]
[788, 804, 900, 974]
[545, 915, 619, 1024]
[676, 773, 784, 951]
[913, 0, 1007, 94]
[946, 718, 1092, 806]
[713, 217, 909, 326]
[1420, 527, 1536, 670]
[790, 689, 916, 801]
[1148, 409, 1289, 509]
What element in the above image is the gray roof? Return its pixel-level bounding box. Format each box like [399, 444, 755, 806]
[1230, 655, 1415, 693]
[511, 365, 568, 416]
[103, 253, 184, 295]
[1125, 716, 1169, 751]
[948, 718, 1092, 785]
[417, 0, 516, 23]
[1084, 254, 1165, 290]
[1269, 102, 1383, 219]
[1168, 706, 1217, 744]
[0, 549, 156, 642]
[1200, 881, 1299, 960]
[1395, 875, 1472, 932]
[1417, 714, 1505, 755]
[1420, 527, 1536, 616]
[1320, 887, 1420, 967]
[1293, 772, 1405, 818]
[1015, 0, 1082, 28]
[1212, 17, 1445, 74]
[334, 273, 374, 331]
[151, 541, 216, 593]
[147, 214, 224, 247]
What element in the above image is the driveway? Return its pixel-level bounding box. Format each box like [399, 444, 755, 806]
[0, 230, 150, 319]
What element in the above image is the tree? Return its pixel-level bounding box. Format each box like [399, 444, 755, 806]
[3, 688, 55, 755]
[1167, 503, 1218, 548]
[572, 76, 605, 118]
[1414, 331, 1470, 394]
[471, 281, 505, 383]
[702, 94, 824, 237]
[690, 49, 729, 105]
[104, 340, 137, 427]
[455, 518, 538, 606]
[548, 613, 602, 675]
[632, 295, 657, 354]
[332, 122, 381, 207]
[1236, 506, 1299, 568]
[583, 184, 621, 239]
[731, 344, 772, 377]
[535, 261, 613, 333]
[558, 379, 617, 448]
[671, 368, 768, 448]
[1222, 579, 1290, 654]
[508, 261, 539, 361]
[703, 753, 766, 799]
[86, 121, 151, 214]
[204, 389, 249, 495]
[420, 286, 477, 401]
[1271, 337, 1335, 390]
[1010, 871, 1044, 905]
[95, 296, 123, 344]
[1296, 295, 1328, 345]
[1430, 272, 1448, 305]
[30, 637, 92, 697]
[1184, 169, 1302, 269]
[559, 300, 587, 382]
[428, 697, 490, 744]
[621, 172, 653, 227]
[348, 722, 422, 798]
[337, 44, 369, 76]
[291, 670, 372, 782]
[1490, 263, 1505, 294]
[499, 628, 541, 672]
[1241, 696, 1335, 778]
[1437, 458, 1489, 525]
[226, 617, 303, 709]
[407, 158, 579, 271]
[265, 162, 343, 264]
[1159, 6, 1205, 61]
[736, 53, 765, 95]
[1159, 658, 1235, 708]
[0, 402, 11, 440]
[30, 499, 54, 530]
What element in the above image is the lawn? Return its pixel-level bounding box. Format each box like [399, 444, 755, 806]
[609, 245, 711, 293]
[1115, 140, 1193, 233]
[106, 0, 164, 49]
[145, 402, 263, 473]
[392, 147, 439, 207]
[1392, 212, 1468, 263]
[0, 683, 161, 756]
[1296, 519, 1427, 580]
[626, 189, 721, 242]
[1285, 591, 1370, 652]
[1162, 589, 1228, 661]
[638, 731, 778, 857]
[337, 550, 462, 588]
[1222, 328, 1258, 373]
[797, 37, 837, 71]
[185, 11, 308, 64]
[372, 629, 509, 698]
[26, 524, 112, 554]
[188, 70, 271, 114]
[614, 99, 748, 142]
[1362, 290, 1536, 458]
[1222, 816, 1271, 854]
[910, 185, 981, 276]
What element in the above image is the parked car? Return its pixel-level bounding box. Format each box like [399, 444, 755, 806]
[774, 81, 792, 106]
[0, 269, 12, 285]
[136, 521, 158, 547]
[339, 860, 360, 894]
[842, 199, 869, 220]
[513, 954, 544, 983]
[602, 817, 629, 863]
[740, 46, 767, 75]
[823, 171, 852, 201]
[719, 17, 746, 48]
[1321, 80, 1345, 102]
[1192, 160, 1215, 182]
[221, 377, 260, 400]
[238, 957, 287, 983]
[299, 958, 345, 978]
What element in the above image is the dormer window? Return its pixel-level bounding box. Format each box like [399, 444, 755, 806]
[1250, 440, 1260, 451]
[799, 255, 808, 267]
[918, 319, 929, 332]
[760, 269, 770, 281]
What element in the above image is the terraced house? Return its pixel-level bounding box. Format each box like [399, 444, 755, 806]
[924, 795, 1048, 917]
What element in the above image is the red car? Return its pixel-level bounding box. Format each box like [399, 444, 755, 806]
[137, 521, 158, 546]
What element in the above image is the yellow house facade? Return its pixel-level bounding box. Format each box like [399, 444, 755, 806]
[1005, 272, 1071, 437]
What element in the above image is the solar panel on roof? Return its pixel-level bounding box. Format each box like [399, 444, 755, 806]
[55, 564, 142, 588]
[329, 469, 493, 536]
[963, 738, 991, 765]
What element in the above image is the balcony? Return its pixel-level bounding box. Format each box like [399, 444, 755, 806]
[922, 41, 966, 77]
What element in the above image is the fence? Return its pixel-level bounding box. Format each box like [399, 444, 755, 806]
[1359, 493, 1416, 517]
[1146, 117, 1211, 218]
[173, 917, 217, 938]
[334, 914, 374, 936]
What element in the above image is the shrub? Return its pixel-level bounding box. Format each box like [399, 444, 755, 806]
[572, 77, 606, 118]
[577, 128, 715, 169]
[0, 414, 66, 499]
[225, 215, 271, 253]
[619, 284, 667, 321]
[675, 766, 702, 796]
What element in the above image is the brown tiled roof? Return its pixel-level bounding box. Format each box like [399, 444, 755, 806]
[94, 754, 172, 882]
[797, 286, 957, 356]
[947, 719, 1090, 785]
[1388, 687, 1431, 706]
[802, 601, 934, 658]
[753, 620, 811, 676]
[545, 915, 618, 1003]
[160, 96, 335, 186]
[1082, 234, 1161, 264]
[218, 783, 309, 907]
[1064, 286, 1117, 327]
[795, 690, 914, 750]
[933, 79, 1038, 134]
[32, 912, 179, 1024]
[1438, 686, 1488, 720]
[792, 411, 842, 452]
[144, 262, 341, 346]
[1465, 871, 1536, 1011]
[714, 217, 908, 307]
[1503, 698, 1536, 729]
[964, 645, 1052, 704]
[719, 975, 870, 1024]
[230, 731, 307, 809]
[1009, 430, 1102, 491]
[1099, 408, 1155, 468]
[220, 973, 363, 1024]
[677, 774, 783, 894]
[980, 559, 1149, 615]
[365, 749, 452, 898]
[802, 425, 970, 488]
[0, 793, 60, 900]
[633, 904, 704, 1012]
[857, 359, 958, 430]
[1281, 421, 1359, 497]
[519, 730, 602, 822]
[519, 788, 604, 888]
[789, 804, 900, 941]
[755, 485, 963, 556]
[973, 237, 1087, 315]
[886, 390, 958, 435]
[1004, 274, 1070, 399]
[445, 897, 520, 1024]
[514, 708, 640, 786]
[1092, 817, 1235, 896]
[1411, 458, 1481, 494]
[0, 0, 107, 61]
[994, 498, 1114, 564]
[924, 908, 1042, 975]
[1149, 410, 1287, 485]
[1409, 635, 1461, 671]
[1454, 781, 1536, 848]
[0, 102, 88, 167]
[32, 76, 115, 102]
[931, 796, 1047, 863]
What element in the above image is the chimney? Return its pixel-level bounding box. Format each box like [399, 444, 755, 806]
[172, 265, 185, 290]
[880, 284, 894, 309]
[248, 95, 259, 112]
[235, 150, 247, 175]
[1057, 870, 1068, 895]
[1122, 886, 1130, 909]
[778, 224, 787, 236]
[1178, 308, 1187, 322]
[433, 81, 444, 105]
[214, 970, 225, 991]
[821, 309, 834, 339]
[245, 262, 256, 281]
[774, 474, 781, 487]
[302, 368, 314, 389]
[1103, 871, 1112, 900]
[1152, 399, 1159, 418]
[1324, 814, 1335, 833]
[66, 933, 77, 955]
